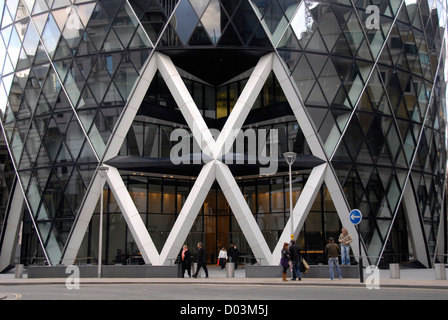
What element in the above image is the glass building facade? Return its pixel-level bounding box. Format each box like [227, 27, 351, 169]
[0, 0, 447, 270]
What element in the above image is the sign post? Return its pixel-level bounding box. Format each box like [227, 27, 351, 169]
[349, 209, 363, 283]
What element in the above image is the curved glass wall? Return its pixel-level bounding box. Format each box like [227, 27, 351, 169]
[0, 0, 446, 268]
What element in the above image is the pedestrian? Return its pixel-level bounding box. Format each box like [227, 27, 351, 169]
[193, 242, 209, 278]
[338, 227, 352, 265]
[280, 242, 290, 282]
[181, 245, 191, 278]
[288, 240, 302, 281]
[229, 243, 240, 270]
[218, 247, 227, 270]
[325, 237, 342, 280]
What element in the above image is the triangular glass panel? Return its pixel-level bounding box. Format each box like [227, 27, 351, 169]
[65, 117, 86, 161]
[189, 22, 213, 46]
[365, 114, 385, 162]
[53, 37, 73, 60]
[99, 0, 123, 23]
[356, 38, 373, 61]
[77, 138, 98, 163]
[290, 1, 315, 49]
[365, 168, 385, 213]
[64, 166, 87, 215]
[318, 109, 340, 154]
[101, 27, 124, 52]
[84, 3, 110, 52]
[218, 21, 244, 46]
[128, 25, 153, 49]
[113, 56, 139, 101]
[306, 82, 328, 107]
[173, 0, 200, 45]
[378, 42, 393, 66]
[343, 115, 364, 162]
[76, 30, 98, 56]
[55, 141, 73, 164]
[357, 140, 374, 164]
[43, 117, 63, 162]
[77, 108, 97, 135]
[307, 107, 328, 133]
[377, 138, 393, 167]
[331, 86, 352, 113]
[87, 110, 110, 158]
[86, 56, 111, 104]
[159, 19, 183, 47]
[112, 1, 144, 49]
[200, 0, 224, 45]
[262, 0, 290, 45]
[306, 29, 328, 53]
[40, 13, 61, 58]
[356, 112, 374, 135]
[276, 25, 301, 50]
[247, 21, 272, 48]
[136, 0, 169, 44]
[42, 68, 62, 109]
[334, 164, 353, 188]
[103, 81, 125, 106]
[291, 54, 315, 103]
[317, 6, 341, 53]
[318, 57, 341, 105]
[33, 0, 50, 15]
[189, 0, 211, 18]
[343, 64, 364, 108]
[357, 90, 374, 112]
[52, 6, 70, 32]
[332, 139, 352, 163]
[332, 32, 353, 57]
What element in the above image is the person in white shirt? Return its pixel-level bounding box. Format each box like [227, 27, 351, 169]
[218, 247, 228, 270]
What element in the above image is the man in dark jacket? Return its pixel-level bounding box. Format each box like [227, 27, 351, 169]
[289, 240, 302, 281]
[193, 242, 209, 278]
[325, 237, 342, 280]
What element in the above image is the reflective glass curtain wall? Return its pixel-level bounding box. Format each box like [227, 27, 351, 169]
[0, 0, 446, 268]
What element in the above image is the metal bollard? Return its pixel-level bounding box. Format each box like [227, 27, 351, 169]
[434, 263, 447, 280]
[14, 264, 24, 278]
[389, 263, 400, 279]
[226, 261, 235, 278]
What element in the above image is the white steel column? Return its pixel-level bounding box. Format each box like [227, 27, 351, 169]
[62, 171, 105, 265]
[272, 163, 327, 264]
[0, 185, 24, 272]
[159, 161, 216, 265]
[107, 166, 160, 265]
[216, 162, 272, 264]
[402, 182, 430, 267]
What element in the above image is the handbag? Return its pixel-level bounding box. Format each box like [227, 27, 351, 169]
[301, 258, 310, 274]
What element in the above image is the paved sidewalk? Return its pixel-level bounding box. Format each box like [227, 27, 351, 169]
[1, 266, 447, 291]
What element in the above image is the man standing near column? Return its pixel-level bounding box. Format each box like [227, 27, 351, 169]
[289, 240, 302, 281]
[325, 237, 342, 280]
[193, 242, 209, 278]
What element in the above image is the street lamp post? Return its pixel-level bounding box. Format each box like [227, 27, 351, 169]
[97, 166, 109, 278]
[283, 152, 297, 241]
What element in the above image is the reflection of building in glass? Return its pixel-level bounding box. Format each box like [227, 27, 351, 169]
[0, 0, 447, 271]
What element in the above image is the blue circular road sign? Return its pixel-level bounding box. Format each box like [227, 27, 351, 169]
[349, 209, 362, 225]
